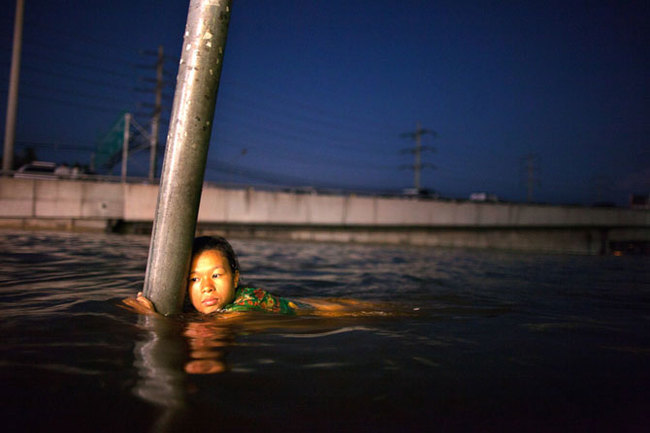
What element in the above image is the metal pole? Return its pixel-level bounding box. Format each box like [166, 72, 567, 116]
[2, 0, 24, 174]
[121, 113, 131, 183]
[143, 0, 232, 315]
[148, 45, 164, 183]
[414, 122, 422, 190]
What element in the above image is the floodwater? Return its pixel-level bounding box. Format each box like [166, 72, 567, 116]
[1, 230, 649, 432]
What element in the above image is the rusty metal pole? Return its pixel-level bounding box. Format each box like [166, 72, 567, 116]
[143, 0, 232, 315]
[2, 0, 24, 174]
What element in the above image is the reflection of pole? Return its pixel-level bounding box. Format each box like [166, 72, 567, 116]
[149, 45, 164, 183]
[2, 0, 24, 174]
[121, 113, 131, 183]
[133, 315, 188, 431]
[143, 0, 233, 315]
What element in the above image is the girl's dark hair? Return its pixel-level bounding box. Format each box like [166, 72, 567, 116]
[192, 235, 240, 273]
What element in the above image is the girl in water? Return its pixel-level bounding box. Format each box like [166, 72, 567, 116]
[125, 234, 385, 317]
[125, 235, 299, 315]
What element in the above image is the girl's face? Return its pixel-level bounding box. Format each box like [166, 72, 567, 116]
[188, 249, 239, 314]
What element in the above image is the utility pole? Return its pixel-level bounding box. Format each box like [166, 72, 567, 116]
[121, 113, 131, 183]
[2, 0, 24, 174]
[521, 153, 540, 203]
[590, 174, 611, 204]
[149, 46, 164, 183]
[400, 121, 437, 190]
[143, 0, 232, 315]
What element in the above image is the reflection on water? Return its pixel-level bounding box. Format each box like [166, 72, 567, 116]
[133, 315, 188, 432]
[1, 230, 650, 432]
[183, 320, 234, 374]
[132, 314, 243, 432]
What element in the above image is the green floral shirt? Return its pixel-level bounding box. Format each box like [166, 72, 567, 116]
[221, 287, 296, 315]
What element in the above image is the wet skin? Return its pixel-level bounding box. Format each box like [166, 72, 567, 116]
[187, 250, 240, 314]
[123, 249, 239, 315]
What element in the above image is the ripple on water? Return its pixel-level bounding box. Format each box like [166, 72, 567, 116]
[2, 230, 650, 433]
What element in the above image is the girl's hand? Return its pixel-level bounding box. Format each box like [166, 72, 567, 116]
[122, 292, 157, 315]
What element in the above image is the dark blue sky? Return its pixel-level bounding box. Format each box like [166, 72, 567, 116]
[1, 0, 648, 205]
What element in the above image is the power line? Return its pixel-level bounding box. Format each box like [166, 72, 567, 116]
[21, 79, 132, 106]
[205, 159, 384, 192]
[22, 46, 136, 80]
[22, 34, 138, 71]
[17, 90, 129, 114]
[215, 109, 383, 157]
[22, 17, 141, 54]
[20, 62, 136, 93]
[222, 79, 404, 132]
[224, 104, 394, 154]
[218, 89, 394, 146]
[15, 140, 95, 152]
[213, 136, 394, 171]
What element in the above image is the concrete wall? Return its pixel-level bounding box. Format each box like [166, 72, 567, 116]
[196, 186, 649, 228]
[1, 177, 649, 253]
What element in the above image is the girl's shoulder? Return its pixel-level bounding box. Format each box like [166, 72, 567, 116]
[222, 287, 296, 314]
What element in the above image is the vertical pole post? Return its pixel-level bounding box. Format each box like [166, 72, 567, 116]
[414, 121, 422, 191]
[2, 0, 24, 174]
[143, 0, 232, 315]
[525, 154, 536, 203]
[121, 113, 131, 183]
[148, 45, 164, 183]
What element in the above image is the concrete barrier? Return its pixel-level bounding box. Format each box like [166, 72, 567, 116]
[1, 177, 648, 253]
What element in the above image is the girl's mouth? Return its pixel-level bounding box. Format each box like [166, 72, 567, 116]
[203, 298, 219, 306]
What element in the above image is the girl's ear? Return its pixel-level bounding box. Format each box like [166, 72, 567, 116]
[234, 270, 240, 288]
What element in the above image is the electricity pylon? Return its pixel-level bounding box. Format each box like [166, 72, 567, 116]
[400, 122, 437, 190]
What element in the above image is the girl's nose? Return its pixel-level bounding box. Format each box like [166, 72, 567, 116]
[201, 282, 215, 293]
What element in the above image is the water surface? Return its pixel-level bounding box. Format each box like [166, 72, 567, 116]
[1, 230, 649, 432]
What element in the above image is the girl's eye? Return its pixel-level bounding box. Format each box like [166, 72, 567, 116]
[212, 273, 221, 279]
[189, 277, 199, 283]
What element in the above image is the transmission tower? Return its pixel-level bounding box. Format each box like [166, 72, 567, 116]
[400, 122, 437, 190]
